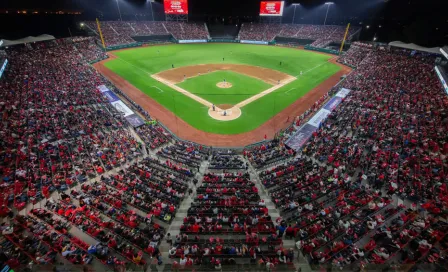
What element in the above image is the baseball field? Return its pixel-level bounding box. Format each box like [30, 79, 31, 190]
[98, 43, 343, 136]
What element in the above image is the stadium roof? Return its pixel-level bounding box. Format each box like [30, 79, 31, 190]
[389, 41, 441, 54]
[0, 34, 55, 47]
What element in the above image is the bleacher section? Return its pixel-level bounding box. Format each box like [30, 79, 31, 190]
[239, 23, 360, 44]
[85, 21, 207, 47]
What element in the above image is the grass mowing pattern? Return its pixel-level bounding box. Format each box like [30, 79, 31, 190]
[177, 71, 272, 105]
[104, 44, 340, 134]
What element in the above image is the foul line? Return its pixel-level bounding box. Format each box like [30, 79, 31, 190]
[114, 56, 153, 76]
[151, 75, 213, 108]
[152, 86, 164, 93]
[294, 56, 338, 78]
[285, 88, 296, 94]
[235, 76, 297, 108]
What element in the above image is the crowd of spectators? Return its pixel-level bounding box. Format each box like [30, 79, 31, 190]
[85, 21, 135, 47]
[244, 139, 296, 169]
[165, 22, 208, 40]
[135, 123, 172, 150]
[239, 23, 282, 41]
[209, 151, 247, 170]
[157, 141, 208, 170]
[0, 40, 145, 213]
[338, 42, 373, 67]
[172, 166, 295, 270]
[84, 21, 208, 47]
[239, 23, 360, 43]
[310, 38, 333, 48]
[72, 37, 107, 63]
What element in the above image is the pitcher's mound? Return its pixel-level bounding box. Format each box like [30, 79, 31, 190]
[216, 82, 232, 88]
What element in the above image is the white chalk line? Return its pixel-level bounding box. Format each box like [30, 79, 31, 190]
[285, 88, 296, 94]
[293, 56, 338, 78]
[114, 56, 153, 76]
[152, 86, 164, 93]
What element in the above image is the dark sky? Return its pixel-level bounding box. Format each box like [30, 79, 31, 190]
[0, 0, 446, 46]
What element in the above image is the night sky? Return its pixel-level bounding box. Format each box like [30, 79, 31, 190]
[0, 0, 446, 46]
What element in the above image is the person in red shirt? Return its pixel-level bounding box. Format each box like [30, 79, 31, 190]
[108, 238, 117, 248]
[215, 243, 223, 254]
[192, 223, 200, 233]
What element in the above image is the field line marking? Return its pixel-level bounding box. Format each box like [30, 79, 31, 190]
[235, 76, 296, 108]
[114, 56, 153, 76]
[294, 56, 338, 78]
[285, 88, 296, 94]
[151, 74, 214, 108]
[152, 86, 164, 93]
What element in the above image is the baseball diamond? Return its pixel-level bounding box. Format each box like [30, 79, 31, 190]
[94, 43, 346, 142]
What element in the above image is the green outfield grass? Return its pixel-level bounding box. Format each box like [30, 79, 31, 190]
[104, 43, 341, 134]
[177, 70, 272, 105]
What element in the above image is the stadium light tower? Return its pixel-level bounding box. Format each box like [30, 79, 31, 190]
[324, 2, 334, 26]
[292, 4, 300, 24]
[116, 0, 123, 21]
[148, 0, 155, 21]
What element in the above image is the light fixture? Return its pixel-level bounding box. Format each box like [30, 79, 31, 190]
[325, 2, 334, 5]
[80, 23, 85, 27]
[373, 37, 377, 41]
[366, 25, 370, 29]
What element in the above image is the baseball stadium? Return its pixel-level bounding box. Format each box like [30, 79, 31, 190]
[0, 0, 447, 272]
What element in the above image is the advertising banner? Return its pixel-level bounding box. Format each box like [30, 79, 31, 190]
[102, 91, 120, 103]
[240, 40, 269, 45]
[260, 1, 284, 16]
[178, 40, 207, 43]
[307, 109, 331, 128]
[164, 0, 188, 15]
[97, 85, 145, 128]
[125, 114, 146, 128]
[97, 85, 109, 93]
[335, 88, 351, 98]
[111, 100, 134, 117]
[323, 96, 343, 112]
[285, 123, 316, 151]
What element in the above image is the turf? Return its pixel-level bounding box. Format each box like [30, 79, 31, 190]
[103, 43, 341, 135]
[176, 70, 272, 105]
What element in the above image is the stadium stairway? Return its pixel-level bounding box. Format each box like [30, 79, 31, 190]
[245, 156, 315, 272]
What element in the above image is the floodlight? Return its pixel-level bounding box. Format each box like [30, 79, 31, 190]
[323, 2, 334, 25]
[366, 25, 370, 29]
[80, 23, 85, 27]
[292, 3, 300, 5]
[373, 37, 377, 41]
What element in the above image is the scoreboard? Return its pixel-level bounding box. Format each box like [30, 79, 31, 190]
[260, 1, 284, 16]
[164, 0, 188, 15]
